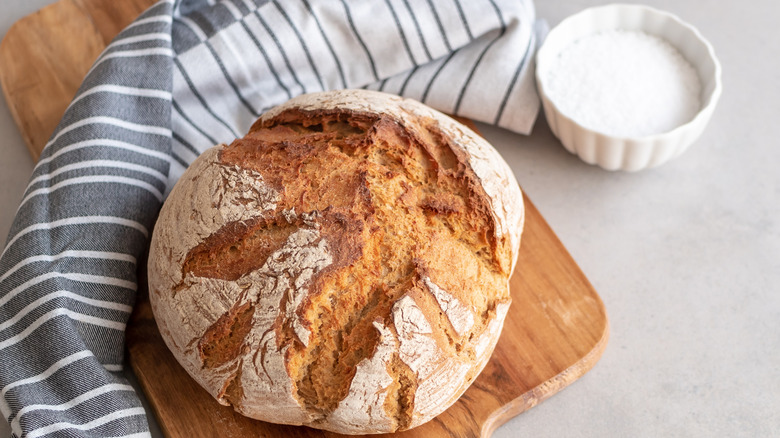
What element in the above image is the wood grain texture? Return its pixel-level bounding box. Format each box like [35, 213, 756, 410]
[0, 0, 156, 160]
[0, 1, 609, 437]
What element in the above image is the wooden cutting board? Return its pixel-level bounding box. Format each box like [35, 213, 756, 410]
[0, 1, 609, 437]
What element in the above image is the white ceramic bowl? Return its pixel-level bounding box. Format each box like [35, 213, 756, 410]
[536, 4, 722, 171]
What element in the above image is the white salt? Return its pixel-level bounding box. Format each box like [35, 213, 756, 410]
[544, 30, 702, 137]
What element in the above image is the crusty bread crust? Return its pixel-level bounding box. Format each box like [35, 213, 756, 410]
[258, 90, 524, 272]
[148, 90, 524, 434]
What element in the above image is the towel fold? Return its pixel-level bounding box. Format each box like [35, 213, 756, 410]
[0, 0, 539, 435]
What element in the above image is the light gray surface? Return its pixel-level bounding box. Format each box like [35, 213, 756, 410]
[1, 0, 778, 437]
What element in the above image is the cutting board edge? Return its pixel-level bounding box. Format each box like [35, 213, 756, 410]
[0, 19, 40, 160]
[126, 345, 178, 438]
[481, 317, 609, 437]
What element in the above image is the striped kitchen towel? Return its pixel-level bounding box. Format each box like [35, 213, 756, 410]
[0, 0, 539, 436]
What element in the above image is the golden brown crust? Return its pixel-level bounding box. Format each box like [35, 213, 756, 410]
[148, 90, 523, 434]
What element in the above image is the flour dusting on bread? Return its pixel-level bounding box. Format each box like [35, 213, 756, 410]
[148, 90, 524, 434]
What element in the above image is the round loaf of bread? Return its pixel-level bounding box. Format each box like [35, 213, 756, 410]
[147, 90, 524, 434]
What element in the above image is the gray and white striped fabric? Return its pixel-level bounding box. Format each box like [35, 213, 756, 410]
[0, 0, 539, 436]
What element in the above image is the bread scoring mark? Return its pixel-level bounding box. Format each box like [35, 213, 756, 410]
[290, 211, 381, 421]
[449, 124, 524, 272]
[173, 158, 281, 285]
[198, 301, 255, 368]
[422, 276, 475, 337]
[241, 333, 316, 424]
[408, 357, 471, 428]
[327, 321, 398, 433]
[251, 107, 378, 137]
[248, 226, 332, 350]
[181, 216, 299, 281]
[218, 361, 244, 407]
[193, 223, 332, 373]
[392, 295, 440, 379]
[419, 194, 462, 215]
[214, 164, 278, 223]
[474, 302, 511, 359]
[367, 110, 504, 274]
[391, 293, 473, 427]
[221, 225, 333, 425]
[282, 207, 297, 223]
[271, 228, 332, 347]
[260, 89, 524, 274]
[391, 361, 418, 431]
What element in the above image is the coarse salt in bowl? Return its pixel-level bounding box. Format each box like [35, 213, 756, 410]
[536, 4, 722, 171]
